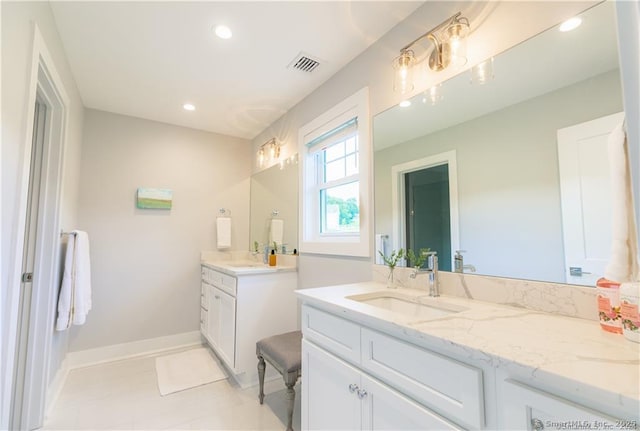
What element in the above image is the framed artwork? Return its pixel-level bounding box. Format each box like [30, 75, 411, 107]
[137, 188, 172, 209]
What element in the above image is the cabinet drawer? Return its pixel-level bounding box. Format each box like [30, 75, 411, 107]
[501, 379, 620, 430]
[302, 305, 361, 364]
[361, 328, 484, 430]
[201, 266, 237, 296]
[201, 282, 209, 309]
[217, 272, 237, 296]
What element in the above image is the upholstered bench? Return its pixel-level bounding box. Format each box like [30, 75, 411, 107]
[256, 330, 302, 431]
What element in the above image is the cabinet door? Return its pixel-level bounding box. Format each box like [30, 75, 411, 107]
[218, 288, 236, 368]
[501, 379, 618, 430]
[302, 340, 361, 431]
[361, 374, 462, 431]
[207, 286, 220, 347]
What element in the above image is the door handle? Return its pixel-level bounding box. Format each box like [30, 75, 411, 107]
[569, 267, 591, 276]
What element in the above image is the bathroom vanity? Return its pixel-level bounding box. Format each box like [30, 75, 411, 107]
[297, 282, 639, 430]
[201, 259, 297, 388]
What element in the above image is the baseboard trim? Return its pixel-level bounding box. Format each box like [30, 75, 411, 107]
[65, 331, 203, 370]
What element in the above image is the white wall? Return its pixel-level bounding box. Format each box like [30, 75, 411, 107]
[250, 1, 597, 289]
[70, 109, 251, 351]
[1, 1, 84, 426]
[375, 70, 623, 283]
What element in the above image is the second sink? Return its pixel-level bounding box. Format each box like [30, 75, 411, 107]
[346, 290, 467, 321]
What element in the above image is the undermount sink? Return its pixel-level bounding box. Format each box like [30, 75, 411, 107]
[346, 291, 467, 321]
[225, 262, 266, 268]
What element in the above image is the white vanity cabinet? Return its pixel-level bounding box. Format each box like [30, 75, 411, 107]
[200, 263, 297, 388]
[207, 285, 236, 368]
[500, 379, 619, 431]
[301, 304, 481, 430]
[303, 340, 461, 430]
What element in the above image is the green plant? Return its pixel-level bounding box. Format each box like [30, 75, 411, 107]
[406, 248, 430, 268]
[378, 249, 405, 269]
[253, 241, 260, 253]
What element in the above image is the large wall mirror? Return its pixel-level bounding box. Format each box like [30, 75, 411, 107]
[249, 160, 298, 253]
[374, 2, 625, 286]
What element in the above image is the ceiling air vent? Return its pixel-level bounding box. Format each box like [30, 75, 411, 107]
[288, 52, 321, 73]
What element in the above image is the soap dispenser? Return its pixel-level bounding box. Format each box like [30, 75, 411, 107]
[269, 249, 277, 266]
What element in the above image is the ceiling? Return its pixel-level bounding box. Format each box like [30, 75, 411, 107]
[374, 1, 619, 150]
[50, 1, 424, 140]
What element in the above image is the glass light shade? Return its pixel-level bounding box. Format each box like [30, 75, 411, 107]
[446, 22, 469, 68]
[393, 51, 416, 95]
[470, 57, 494, 85]
[423, 84, 443, 105]
[257, 148, 265, 167]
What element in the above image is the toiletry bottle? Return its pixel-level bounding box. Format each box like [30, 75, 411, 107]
[596, 277, 622, 334]
[269, 249, 277, 266]
[620, 282, 640, 343]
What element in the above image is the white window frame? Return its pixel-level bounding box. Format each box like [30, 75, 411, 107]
[299, 88, 371, 257]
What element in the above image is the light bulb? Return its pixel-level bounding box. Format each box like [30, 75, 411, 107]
[446, 21, 469, 68]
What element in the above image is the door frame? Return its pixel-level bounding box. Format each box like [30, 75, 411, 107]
[391, 150, 460, 263]
[5, 24, 70, 430]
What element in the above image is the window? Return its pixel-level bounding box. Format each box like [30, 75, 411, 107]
[299, 88, 371, 257]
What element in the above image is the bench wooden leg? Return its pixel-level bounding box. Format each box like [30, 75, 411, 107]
[257, 354, 266, 404]
[285, 382, 295, 431]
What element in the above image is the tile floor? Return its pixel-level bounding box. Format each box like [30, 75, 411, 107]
[42, 346, 301, 430]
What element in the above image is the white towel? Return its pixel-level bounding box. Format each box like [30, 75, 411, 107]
[269, 219, 284, 247]
[604, 121, 639, 283]
[216, 217, 232, 249]
[375, 234, 388, 264]
[56, 230, 92, 330]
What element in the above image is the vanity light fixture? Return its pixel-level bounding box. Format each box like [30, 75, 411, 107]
[470, 57, 494, 85]
[559, 17, 582, 32]
[257, 138, 281, 168]
[393, 12, 470, 95]
[183, 103, 196, 111]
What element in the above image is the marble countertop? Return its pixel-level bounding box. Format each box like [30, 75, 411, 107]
[296, 282, 640, 418]
[202, 259, 297, 276]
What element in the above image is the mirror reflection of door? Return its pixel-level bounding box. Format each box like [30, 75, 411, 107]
[558, 112, 625, 285]
[405, 164, 452, 271]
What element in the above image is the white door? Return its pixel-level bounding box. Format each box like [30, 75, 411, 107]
[217, 289, 236, 368]
[557, 112, 625, 285]
[361, 374, 461, 431]
[302, 340, 361, 430]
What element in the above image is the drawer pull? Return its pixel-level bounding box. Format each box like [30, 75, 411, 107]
[214, 295, 220, 299]
[357, 389, 368, 399]
[348, 383, 358, 393]
[531, 418, 544, 431]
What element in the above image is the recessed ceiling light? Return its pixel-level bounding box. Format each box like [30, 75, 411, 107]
[559, 17, 582, 32]
[399, 100, 411, 108]
[183, 103, 196, 111]
[214, 25, 232, 40]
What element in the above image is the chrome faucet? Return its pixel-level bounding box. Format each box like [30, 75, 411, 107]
[454, 250, 476, 273]
[411, 251, 440, 296]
